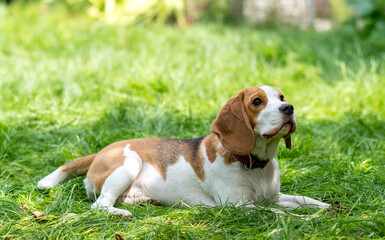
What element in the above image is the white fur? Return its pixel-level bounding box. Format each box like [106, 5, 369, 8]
[37, 167, 70, 190]
[128, 156, 217, 207]
[200, 148, 280, 205]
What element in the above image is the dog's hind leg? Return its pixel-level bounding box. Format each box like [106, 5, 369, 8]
[84, 177, 100, 201]
[91, 158, 141, 217]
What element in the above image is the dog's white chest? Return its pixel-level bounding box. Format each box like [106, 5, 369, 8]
[201, 155, 280, 204]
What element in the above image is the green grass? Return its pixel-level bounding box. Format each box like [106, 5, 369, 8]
[1, 2, 385, 239]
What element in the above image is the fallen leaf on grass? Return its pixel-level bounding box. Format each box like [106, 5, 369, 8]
[115, 232, 126, 240]
[32, 211, 44, 219]
[20, 203, 30, 212]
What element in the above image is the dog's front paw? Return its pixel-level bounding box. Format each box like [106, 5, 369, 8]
[91, 203, 133, 217]
[113, 208, 133, 217]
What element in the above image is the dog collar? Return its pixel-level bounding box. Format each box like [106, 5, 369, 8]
[231, 153, 270, 170]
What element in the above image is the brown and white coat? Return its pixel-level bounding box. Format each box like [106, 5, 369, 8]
[38, 86, 329, 217]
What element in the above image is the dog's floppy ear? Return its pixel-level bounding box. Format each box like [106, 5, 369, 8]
[284, 118, 296, 150]
[211, 91, 255, 155]
[285, 134, 292, 150]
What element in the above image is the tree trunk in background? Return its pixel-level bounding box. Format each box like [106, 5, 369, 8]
[229, 0, 244, 23]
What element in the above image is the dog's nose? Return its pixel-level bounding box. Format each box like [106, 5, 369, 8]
[279, 104, 294, 115]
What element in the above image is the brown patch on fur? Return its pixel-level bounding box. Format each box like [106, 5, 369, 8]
[203, 134, 218, 163]
[217, 141, 237, 165]
[130, 137, 206, 181]
[61, 154, 97, 175]
[87, 140, 130, 191]
[203, 133, 238, 165]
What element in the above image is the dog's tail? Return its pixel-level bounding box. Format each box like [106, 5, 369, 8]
[37, 154, 96, 190]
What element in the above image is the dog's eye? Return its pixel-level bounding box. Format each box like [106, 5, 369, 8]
[252, 98, 263, 106]
[280, 95, 285, 101]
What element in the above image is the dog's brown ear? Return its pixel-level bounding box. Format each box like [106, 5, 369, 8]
[285, 134, 292, 150]
[211, 92, 255, 155]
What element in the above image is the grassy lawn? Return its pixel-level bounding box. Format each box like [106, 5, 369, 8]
[1, 2, 385, 239]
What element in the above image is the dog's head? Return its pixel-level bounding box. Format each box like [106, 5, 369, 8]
[211, 86, 296, 155]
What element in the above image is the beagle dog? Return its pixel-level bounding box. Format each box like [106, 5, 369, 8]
[37, 86, 329, 216]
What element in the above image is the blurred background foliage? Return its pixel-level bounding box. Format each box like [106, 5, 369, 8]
[2, 0, 384, 35]
[0, 0, 384, 56]
[346, 0, 385, 44]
